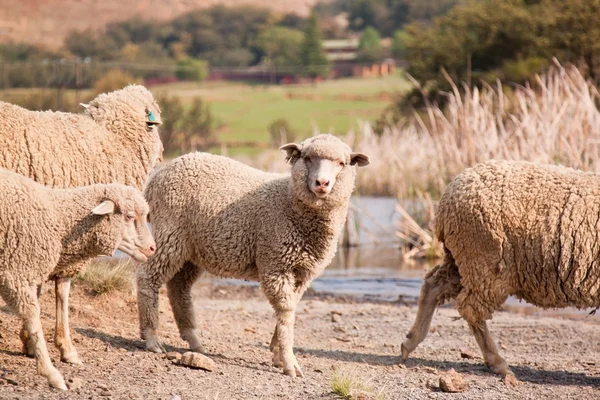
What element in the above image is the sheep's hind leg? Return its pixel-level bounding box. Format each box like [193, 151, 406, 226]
[467, 320, 519, 385]
[167, 261, 205, 353]
[7, 283, 67, 390]
[402, 263, 460, 360]
[269, 325, 283, 367]
[19, 283, 42, 357]
[54, 277, 82, 365]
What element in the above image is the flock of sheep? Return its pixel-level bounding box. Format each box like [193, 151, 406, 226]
[0, 84, 598, 391]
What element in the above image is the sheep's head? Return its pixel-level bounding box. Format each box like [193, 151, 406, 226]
[281, 134, 369, 207]
[82, 84, 164, 163]
[90, 186, 155, 263]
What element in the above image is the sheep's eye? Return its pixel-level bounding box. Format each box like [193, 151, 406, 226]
[339, 161, 346, 167]
[126, 212, 135, 221]
[304, 156, 312, 164]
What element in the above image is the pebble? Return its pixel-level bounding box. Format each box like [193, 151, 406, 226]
[439, 369, 468, 393]
[180, 352, 216, 371]
[460, 350, 476, 359]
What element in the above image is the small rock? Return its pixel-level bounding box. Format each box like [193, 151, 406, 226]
[68, 377, 83, 390]
[331, 312, 342, 323]
[165, 352, 182, 362]
[100, 390, 112, 397]
[244, 327, 257, 334]
[180, 352, 216, 371]
[460, 350, 476, 359]
[439, 369, 468, 393]
[170, 396, 181, 400]
[500, 342, 507, 350]
[217, 289, 227, 295]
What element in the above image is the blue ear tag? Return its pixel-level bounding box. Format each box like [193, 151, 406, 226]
[148, 110, 156, 122]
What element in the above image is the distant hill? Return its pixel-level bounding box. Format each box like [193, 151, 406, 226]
[0, 0, 320, 50]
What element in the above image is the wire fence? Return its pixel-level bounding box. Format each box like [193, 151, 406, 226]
[0, 59, 339, 90]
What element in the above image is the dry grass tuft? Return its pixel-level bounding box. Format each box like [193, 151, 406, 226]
[74, 260, 134, 296]
[330, 370, 386, 400]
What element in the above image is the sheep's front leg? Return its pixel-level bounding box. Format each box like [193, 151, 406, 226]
[54, 277, 82, 365]
[467, 320, 519, 386]
[263, 276, 303, 377]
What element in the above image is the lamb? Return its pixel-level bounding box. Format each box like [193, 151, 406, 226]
[0, 168, 155, 390]
[0, 84, 163, 365]
[401, 159, 600, 385]
[137, 134, 369, 377]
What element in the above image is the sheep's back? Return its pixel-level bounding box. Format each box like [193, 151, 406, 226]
[145, 152, 288, 279]
[436, 160, 600, 309]
[0, 170, 61, 283]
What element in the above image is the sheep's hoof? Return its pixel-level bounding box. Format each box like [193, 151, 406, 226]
[61, 352, 83, 366]
[503, 374, 521, 387]
[146, 337, 166, 353]
[48, 372, 68, 391]
[400, 342, 411, 361]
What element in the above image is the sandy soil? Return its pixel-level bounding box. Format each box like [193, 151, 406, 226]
[0, 282, 599, 400]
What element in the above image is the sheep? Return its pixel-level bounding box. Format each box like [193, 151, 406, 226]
[401, 159, 600, 385]
[0, 84, 163, 365]
[137, 134, 369, 377]
[0, 168, 155, 390]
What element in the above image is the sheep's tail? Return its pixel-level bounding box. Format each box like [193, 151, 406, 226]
[424, 246, 462, 305]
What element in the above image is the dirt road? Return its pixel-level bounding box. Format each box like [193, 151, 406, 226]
[1, 283, 599, 399]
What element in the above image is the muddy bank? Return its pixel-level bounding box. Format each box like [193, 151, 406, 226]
[0, 283, 599, 399]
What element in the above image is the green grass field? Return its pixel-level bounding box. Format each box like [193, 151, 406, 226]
[152, 74, 411, 145]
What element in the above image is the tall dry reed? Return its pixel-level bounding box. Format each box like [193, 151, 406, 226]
[350, 61, 600, 198]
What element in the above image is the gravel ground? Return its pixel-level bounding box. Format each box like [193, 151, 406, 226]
[0, 282, 599, 399]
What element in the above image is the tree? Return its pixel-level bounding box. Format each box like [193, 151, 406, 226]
[544, 0, 600, 79]
[176, 58, 209, 82]
[256, 26, 303, 69]
[298, 13, 329, 78]
[391, 29, 410, 59]
[357, 26, 385, 63]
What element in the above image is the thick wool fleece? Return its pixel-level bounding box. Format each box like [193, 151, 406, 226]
[436, 159, 600, 320]
[0, 84, 163, 191]
[402, 160, 600, 383]
[138, 134, 364, 376]
[0, 168, 150, 389]
[0, 169, 149, 286]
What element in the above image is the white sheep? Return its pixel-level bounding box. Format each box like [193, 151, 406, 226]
[0, 168, 155, 390]
[0, 84, 163, 365]
[137, 134, 369, 377]
[402, 160, 600, 385]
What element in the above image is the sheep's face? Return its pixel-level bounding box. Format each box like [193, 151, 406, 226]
[282, 134, 370, 203]
[91, 189, 155, 263]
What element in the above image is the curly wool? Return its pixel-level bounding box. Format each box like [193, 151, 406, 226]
[0, 169, 149, 286]
[0, 168, 150, 389]
[436, 159, 600, 320]
[0, 84, 163, 190]
[137, 134, 367, 376]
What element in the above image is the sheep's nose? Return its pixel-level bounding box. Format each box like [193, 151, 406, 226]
[149, 244, 156, 253]
[316, 179, 330, 188]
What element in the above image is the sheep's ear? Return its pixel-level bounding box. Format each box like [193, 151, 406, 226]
[280, 143, 302, 164]
[91, 200, 115, 215]
[80, 103, 90, 110]
[350, 153, 370, 167]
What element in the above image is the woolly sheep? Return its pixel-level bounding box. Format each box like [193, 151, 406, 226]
[0, 84, 163, 365]
[137, 134, 369, 377]
[401, 159, 600, 385]
[0, 168, 155, 390]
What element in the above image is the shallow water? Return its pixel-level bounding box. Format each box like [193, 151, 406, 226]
[197, 196, 430, 301]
